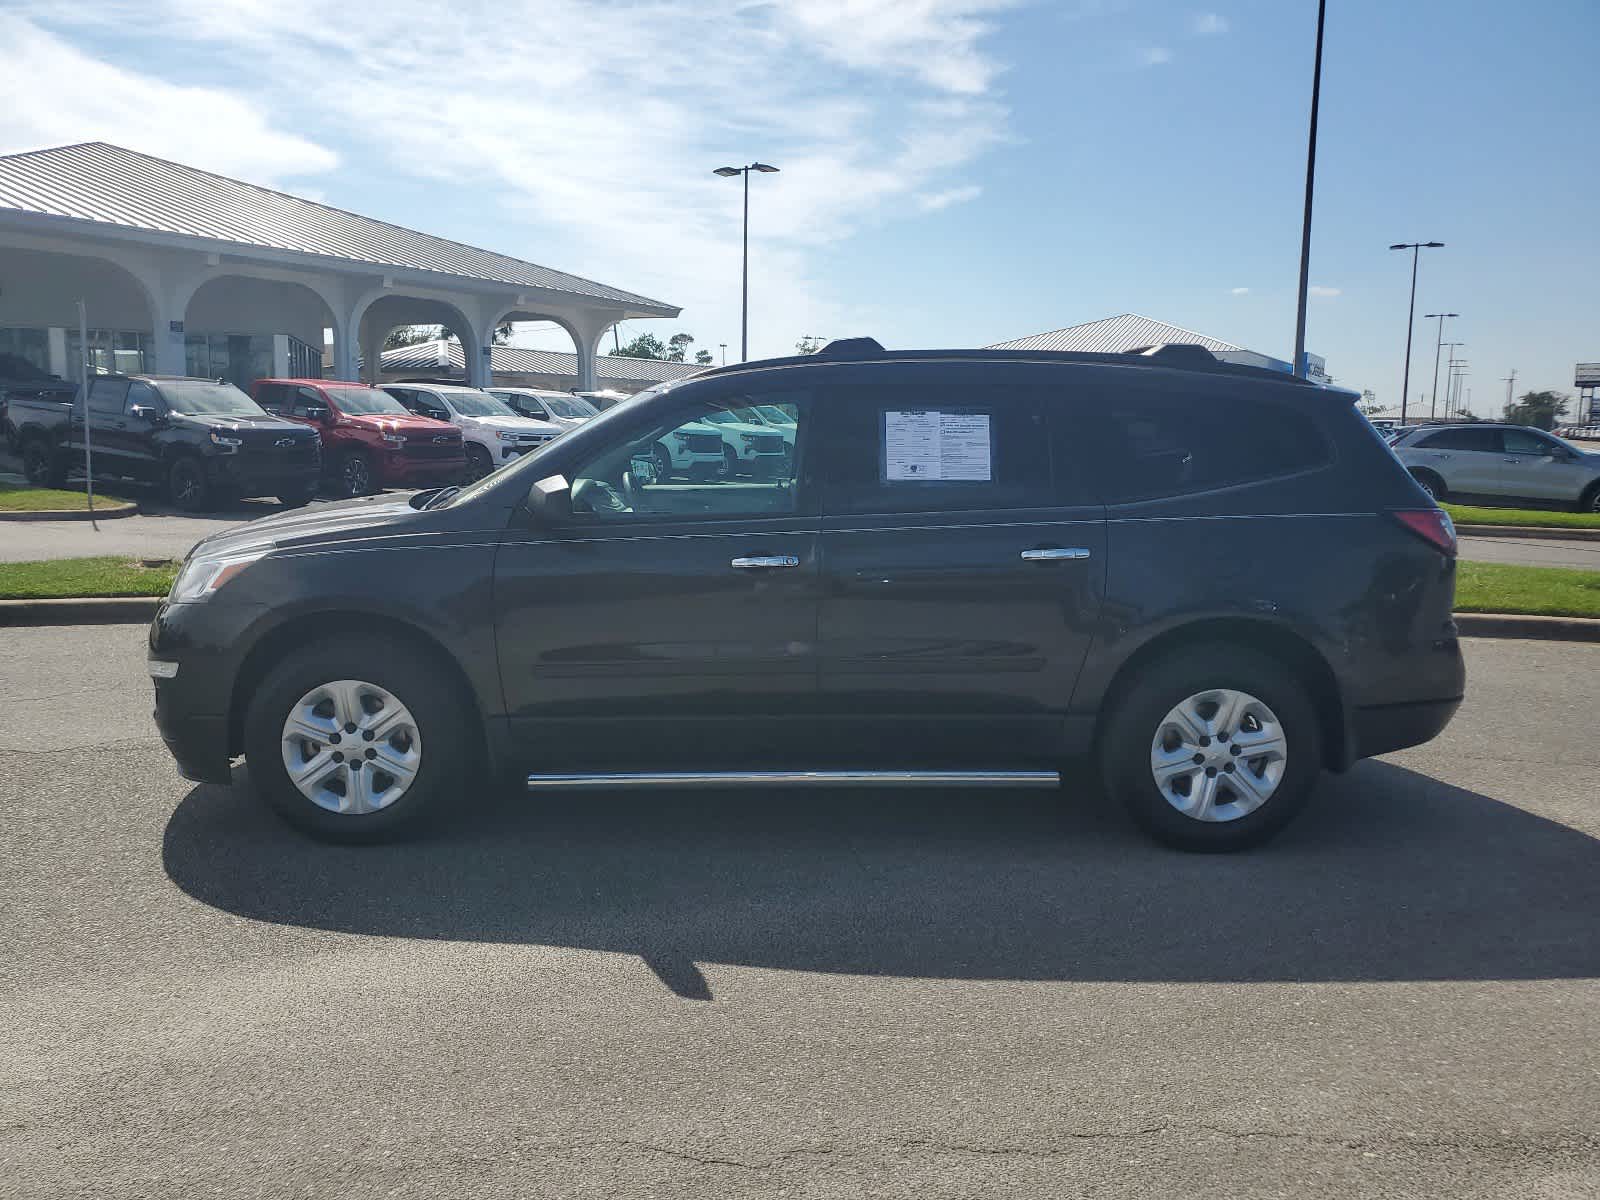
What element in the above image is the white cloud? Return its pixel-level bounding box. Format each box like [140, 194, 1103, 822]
[917, 184, 984, 212]
[1138, 46, 1175, 66]
[6, 2, 1014, 358]
[1192, 12, 1229, 35]
[0, 14, 334, 185]
[1309, 285, 1342, 298]
[1230, 286, 1250, 295]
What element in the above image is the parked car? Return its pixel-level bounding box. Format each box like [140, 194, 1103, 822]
[0, 355, 77, 453]
[574, 389, 630, 411]
[697, 405, 791, 477]
[254, 378, 466, 497]
[148, 340, 1464, 852]
[380, 383, 563, 481]
[1390, 422, 1600, 512]
[486, 387, 599, 430]
[13, 374, 320, 510]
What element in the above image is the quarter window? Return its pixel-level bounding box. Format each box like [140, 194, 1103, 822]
[567, 392, 808, 522]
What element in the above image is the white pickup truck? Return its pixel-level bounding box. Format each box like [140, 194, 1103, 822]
[382, 383, 564, 481]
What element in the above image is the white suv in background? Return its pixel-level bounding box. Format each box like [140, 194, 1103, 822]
[486, 387, 599, 430]
[382, 383, 564, 481]
[1391, 422, 1600, 512]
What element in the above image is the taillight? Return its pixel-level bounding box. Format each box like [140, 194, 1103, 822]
[1391, 509, 1457, 557]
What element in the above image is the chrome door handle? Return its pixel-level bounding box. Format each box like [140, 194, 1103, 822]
[1503, 458, 1520, 464]
[731, 555, 800, 569]
[1021, 547, 1091, 561]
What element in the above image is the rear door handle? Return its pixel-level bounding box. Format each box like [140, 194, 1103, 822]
[731, 555, 800, 569]
[1021, 547, 1092, 561]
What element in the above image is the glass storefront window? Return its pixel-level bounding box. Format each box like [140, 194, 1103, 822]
[64, 329, 152, 382]
[184, 333, 322, 389]
[0, 327, 51, 376]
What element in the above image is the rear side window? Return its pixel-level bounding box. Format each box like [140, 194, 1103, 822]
[823, 373, 1054, 514]
[87, 378, 128, 417]
[1094, 387, 1330, 503]
[1416, 428, 1500, 452]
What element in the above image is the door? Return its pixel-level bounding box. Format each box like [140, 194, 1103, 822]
[1499, 427, 1589, 503]
[117, 380, 167, 480]
[493, 382, 822, 771]
[70, 377, 133, 478]
[813, 363, 1106, 765]
[1406, 426, 1502, 495]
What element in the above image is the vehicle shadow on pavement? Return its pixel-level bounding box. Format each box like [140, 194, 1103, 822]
[162, 760, 1600, 1000]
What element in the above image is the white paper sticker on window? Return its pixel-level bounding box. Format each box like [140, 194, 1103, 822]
[885, 410, 992, 481]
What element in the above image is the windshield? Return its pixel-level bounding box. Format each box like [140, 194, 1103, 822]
[328, 386, 409, 416]
[157, 380, 266, 416]
[755, 405, 795, 425]
[544, 395, 596, 419]
[442, 390, 518, 418]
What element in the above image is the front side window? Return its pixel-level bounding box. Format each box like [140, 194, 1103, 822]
[567, 391, 809, 523]
[87, 377, 129, 417]
[125, 381, 161, 413]
[1094, 387, 1330, 503]
[156, 380, 266, 417]
[1503, 428, 1559, 456]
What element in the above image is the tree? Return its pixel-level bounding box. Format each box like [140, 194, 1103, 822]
[613, 332, 667, 360]
[1502, 390, 1570, 431]
[612, 331, 710, 363]
[694, 349, 713, 365]
[795, 335, 826, 356]
[665, 332, 695, 363]
[1357, 389, 1381, 417]
[384, 325, 444, 349]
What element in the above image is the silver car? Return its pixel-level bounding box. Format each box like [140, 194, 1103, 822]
[1391, 423, 1600, 512]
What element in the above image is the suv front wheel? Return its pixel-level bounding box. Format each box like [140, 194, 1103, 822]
[1100, 644, 1323, 852]
[243, 635, 472, 841]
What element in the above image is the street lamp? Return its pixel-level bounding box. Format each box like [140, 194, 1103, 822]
[1424, 312, 1459, 420]
[1389, 241, 1445, 425]
[1292, 0, 1328, 379]
[713, 162, 780, 362]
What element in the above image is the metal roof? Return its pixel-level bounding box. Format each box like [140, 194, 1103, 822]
[0, 142, 677, 314]
[987, 313, 1244, 355]
[379, 340, 707, 384]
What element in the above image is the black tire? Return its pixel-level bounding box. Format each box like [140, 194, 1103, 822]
[1409, 469, 1445, 503]
[651, 443, 673, 482]
[277, 485, 316, 509]
[167, 456, 212, 511]
[464, 443, 494, 482]
[722, 445, 739, 478]
[337, 450, 374, 497]
[243, 634, 473, 842]
[1577, 482, 1600, 515]
[22, 438, 68, 487]
[1099, 643, 1323, 852]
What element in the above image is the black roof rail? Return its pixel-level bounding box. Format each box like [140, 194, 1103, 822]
[815, 337, 884, 359]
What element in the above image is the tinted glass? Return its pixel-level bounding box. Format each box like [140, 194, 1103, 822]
[442, 390, 517, 417]
[124, 381, 160, 413]
[568, 391, 808, 522]
[1416, 427, 1501, 452]
[255, 382, 292, 412]
[1502, 428, 1557, 455]
[823, 375, 1053, 514]
[544, 396, 594, 419]
[1094, 387, 1329, 502]
[87, 378, 129, 416]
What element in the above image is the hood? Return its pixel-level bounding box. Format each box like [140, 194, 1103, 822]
[172, 410, 310, 436]
[459, 413, 563, 437]
[339, 410, 458, 436]
[188, 493, 427, 560]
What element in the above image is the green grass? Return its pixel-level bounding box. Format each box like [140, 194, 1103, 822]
[0, 482, 136, 512]
[1454, 561, 1600, 618]
[1443, 503, 1600, 530]
[0, 556, 178, 599]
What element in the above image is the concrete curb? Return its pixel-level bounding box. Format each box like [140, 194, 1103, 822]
[1452, 613, 1600, 643]
[0, 596, 161, 625]
[0, 500, 140, 522]
[1456, 523, 1600, 543]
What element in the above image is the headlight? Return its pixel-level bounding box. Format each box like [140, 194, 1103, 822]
[381, 433, 407, 446]
[497, 431, 519, 442]
[169, 549, 269, 602]
[208, 431, 242, 452]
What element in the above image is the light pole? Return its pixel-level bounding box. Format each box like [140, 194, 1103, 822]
[1389, 241, 1445, 425]
[1292, 0, 1328, 379]
[719, 343, 727, 366]
[1424, 312, 1458, 420]
[713, 162, 780, 362]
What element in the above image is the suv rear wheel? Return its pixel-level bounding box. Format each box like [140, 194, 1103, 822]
[1409, 469, 1445, 503]
[243, 635, 471, 841]
[22, 438, 67, 488]
[1578, 481, 1600, 515]
[1100, 644, 1323, 852]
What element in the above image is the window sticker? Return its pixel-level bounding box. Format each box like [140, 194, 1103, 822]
[884, 410, 992, 481]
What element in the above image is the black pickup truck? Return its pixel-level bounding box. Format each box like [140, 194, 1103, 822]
[11, 374, 322, 510]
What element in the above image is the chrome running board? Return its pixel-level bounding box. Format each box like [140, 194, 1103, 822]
[526, 769, 1060, 791]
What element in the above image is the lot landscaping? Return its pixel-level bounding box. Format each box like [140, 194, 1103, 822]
[0, 556, 178, 599]
[1454, 561, 1600, 618]
[1444, 502, 1600, 531]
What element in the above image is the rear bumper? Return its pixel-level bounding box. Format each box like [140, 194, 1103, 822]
[1350, 695, 1462, 762]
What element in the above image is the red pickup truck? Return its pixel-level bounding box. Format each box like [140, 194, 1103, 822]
[253, 378, 466, 496]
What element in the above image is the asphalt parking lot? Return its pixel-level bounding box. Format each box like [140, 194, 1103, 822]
[3, 626, 1598, 1197]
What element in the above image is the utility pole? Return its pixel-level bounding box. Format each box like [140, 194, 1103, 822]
[1424, 312, 1457, 420]
[719, 343, 727, 366]
[1503, 369, 1517, 408]
[1292, 0, 1327, 379]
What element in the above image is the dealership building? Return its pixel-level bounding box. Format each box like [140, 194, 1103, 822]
[376, 338, 704, 395]
[0, 142, 679, 393]
[988, 313, 1331, 384]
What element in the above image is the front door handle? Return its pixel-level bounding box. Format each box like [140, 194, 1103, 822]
[731, 555, 800, 569]
[1021, 547, 1092, 562]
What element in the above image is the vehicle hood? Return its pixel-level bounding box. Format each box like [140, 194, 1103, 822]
[339, 411, 458, 436]
[458, 413, 563, 437]
[171, 411, 312, 436]
[187, 493, 428, 560]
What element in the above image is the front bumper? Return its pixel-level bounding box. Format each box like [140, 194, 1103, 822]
[379, 453, 467, 486]
[204, 454, 321, 497]
[148, 597, 264, 785]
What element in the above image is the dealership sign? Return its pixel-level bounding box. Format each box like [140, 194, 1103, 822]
[1576, 362, 1600, 387]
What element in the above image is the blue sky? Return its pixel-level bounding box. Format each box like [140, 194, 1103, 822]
[3, 0, 1595, 410]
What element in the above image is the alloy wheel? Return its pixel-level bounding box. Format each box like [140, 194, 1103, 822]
[280, 678, 422, 815]
[343, 456, 371, 496]
[1149, 688, 1288, 822]
[171, 462, 202, 507]
[23, 443, 50, 484]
